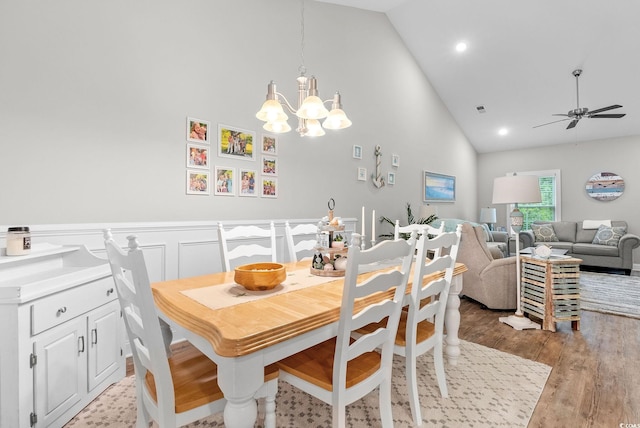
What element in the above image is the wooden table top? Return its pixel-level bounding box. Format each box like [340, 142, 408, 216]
[152, 261, 466, 358]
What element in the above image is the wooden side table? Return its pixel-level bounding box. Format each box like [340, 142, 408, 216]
[520, 255, 582, 332]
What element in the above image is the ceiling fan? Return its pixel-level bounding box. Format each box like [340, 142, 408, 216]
[534, 69, 626, 130]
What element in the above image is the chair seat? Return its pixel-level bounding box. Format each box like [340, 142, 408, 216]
[146, 343, 279, 413]
[277, 337, 381, 391]
[358, 311, 436, 348]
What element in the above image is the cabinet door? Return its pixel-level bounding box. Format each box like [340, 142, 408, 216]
[33, 317, 86, 427]
[87, 300, 121, 391]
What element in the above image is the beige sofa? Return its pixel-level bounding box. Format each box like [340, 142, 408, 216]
[519, 220, 639, 275]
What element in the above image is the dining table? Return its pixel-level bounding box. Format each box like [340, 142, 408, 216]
[152, 259, 467, 428]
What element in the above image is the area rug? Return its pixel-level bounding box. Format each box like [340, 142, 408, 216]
[580, 271, 640, 319]
[64, 340, 550, 428]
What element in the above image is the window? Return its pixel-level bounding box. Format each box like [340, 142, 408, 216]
[505, 170, 561, 231]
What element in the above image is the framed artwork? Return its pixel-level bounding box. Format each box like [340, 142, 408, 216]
[391, 153, 400, 167]
[585, 171, 625, 201]
[186, 144, 209, 169]
[353, 144, 362, 159]
[239, 169, 258, 197]
[423, 171, 455, 202]
[262, 134, 278, 155]
[388, 172, 396, 185]
[186, 117, 210, 144]
[357, 167, 367, 181]
[214, 166, 236, 195]
[186, 170, 210, 195]
[218, 124, 255, 160]
[261, 178, 278, 198]
[262, 156, 278, 176]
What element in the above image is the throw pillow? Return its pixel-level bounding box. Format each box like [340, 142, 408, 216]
[531, 223, 559, 242]
[592, 225, 626, 247]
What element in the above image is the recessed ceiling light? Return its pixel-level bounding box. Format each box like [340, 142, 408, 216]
[498, 128, 509, 136]
[455, 42, 467, 52]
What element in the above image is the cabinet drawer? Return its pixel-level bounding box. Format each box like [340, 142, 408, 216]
[31, 276, 117, 335]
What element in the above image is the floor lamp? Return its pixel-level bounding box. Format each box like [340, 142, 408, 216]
[492, 174, 542, 330]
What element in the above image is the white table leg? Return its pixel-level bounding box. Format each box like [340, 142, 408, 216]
[217, 355, 263, 428]
[444, 275, 463, 366]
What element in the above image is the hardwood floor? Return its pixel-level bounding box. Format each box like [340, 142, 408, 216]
[457, 297, 640, 428]
[127, 299, 639, 427]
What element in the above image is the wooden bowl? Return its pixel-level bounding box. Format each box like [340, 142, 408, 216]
[234, 262, 286, 291]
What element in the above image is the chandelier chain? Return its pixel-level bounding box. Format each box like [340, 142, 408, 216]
[299, 0, 306, 75]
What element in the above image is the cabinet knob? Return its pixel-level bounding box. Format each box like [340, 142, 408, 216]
[106, 288, 114, 296]
[56, 307, 67, 316]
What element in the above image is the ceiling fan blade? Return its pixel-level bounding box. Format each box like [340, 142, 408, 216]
[588, 105, 622, 115]
[551, 114, 569, 117]
[533, 118, 570, 128]
[589, 113, 626, 118]
[566, 119, 579, 129]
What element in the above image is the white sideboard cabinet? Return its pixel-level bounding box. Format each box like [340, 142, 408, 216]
[0, 244, 125, 428]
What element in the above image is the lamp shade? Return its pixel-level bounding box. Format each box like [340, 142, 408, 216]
[492, 175, 542, 204]
[479, 207, 497, 224]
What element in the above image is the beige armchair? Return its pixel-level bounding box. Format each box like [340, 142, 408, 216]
[458, 223, 518, 310]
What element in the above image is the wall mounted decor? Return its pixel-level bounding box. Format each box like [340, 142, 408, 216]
[262, 156, 278, 176]
[262, 178, 278, 198]
[585, 171, 625, 201]
[388, 172, 396, 185]
[187, 117, 211, 144]
[262, 134, 278, 154]
[357, 167, 367, 181]
[391, 154, 399, 167]
[423, 171, 455, 202]
[186, 144, 209, 169]
[239, 169, 257, 197]
[218, 124, 255, 160]
[186, 170, 210, 195]
[214, 166, 236, 195]
[353, 144, 362, 159]
[371, 145, 385, 188]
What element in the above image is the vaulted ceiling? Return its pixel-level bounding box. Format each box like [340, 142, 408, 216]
[316, 0, 640, 153]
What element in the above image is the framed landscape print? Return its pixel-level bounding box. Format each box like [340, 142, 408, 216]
[214, 166, 236, 195]
[218, 124, 255, 160]
[186, 170, 210, 195]
[187, 117, 211, 144]
[423, 171, 455, 202]
[239, 169, 257, 197]
[261, 178, 278, 198]
[262, 156, 278, 176]
[186, 144, 209, 169]
[262, 134, 278, 154]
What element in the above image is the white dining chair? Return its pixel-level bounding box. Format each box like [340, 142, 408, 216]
[361, 224, 461, 425]
[217, 222, 277, 271]
[276, 234, 418, 427]
[103, 230, 279, 428]
[285, 220, 320, 262]
[395, 220, 445, 257]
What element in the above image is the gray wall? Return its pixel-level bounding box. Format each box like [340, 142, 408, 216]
[478, 135, 640, 263]
[0, 0, 477, 237]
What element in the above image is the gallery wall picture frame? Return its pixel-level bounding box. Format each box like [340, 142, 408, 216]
[391, 153, 400, 167]
[186, 143, 209, 169]
[262, 134, 278, 155]
[186, 170, 210, 195]
[214, 166, 236, 196]
[423, 171, 455, 202]
[187, 117, 211, 144]
[353, 144, 362, 159]
[388, 172, 396, 185]
[262, 156, 278, 176]
[218, 124, 255, 161]
[357, 167, 367, 181]
[239, 169, 258, 197]
[261, 178, 278, 198]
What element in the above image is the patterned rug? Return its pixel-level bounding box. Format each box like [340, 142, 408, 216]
[64, 340, 550, 428]
[580, 271, 640, 319]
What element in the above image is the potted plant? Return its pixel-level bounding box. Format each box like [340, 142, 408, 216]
[378, 203, 438, 240]
[331, 234, 345, 249]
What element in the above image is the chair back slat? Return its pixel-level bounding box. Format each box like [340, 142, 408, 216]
[218, 222, 277, 271]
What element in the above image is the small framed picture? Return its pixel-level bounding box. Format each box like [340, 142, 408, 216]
[353, 145, 362, 159]
[218, 124, 255, 161]
[357, 167, 367, 181]
[388, 172, 396, 185]
[262, 156, 278, 176]
[262, 134, 278, 155]
[239, 169, 258, 197]
[214, 166, 236, 195]
[186, 143, 209, 169]
[391, 153, 399, 167]
[186, 117, 211, 144]
[261, 178, 278, 198]
[186, 170, 210, 195]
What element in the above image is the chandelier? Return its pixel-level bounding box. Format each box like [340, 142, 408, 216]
[255, 1, 352, 137]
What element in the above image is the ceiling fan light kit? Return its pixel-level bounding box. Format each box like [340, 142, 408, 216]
[534, 69, 626, 130]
